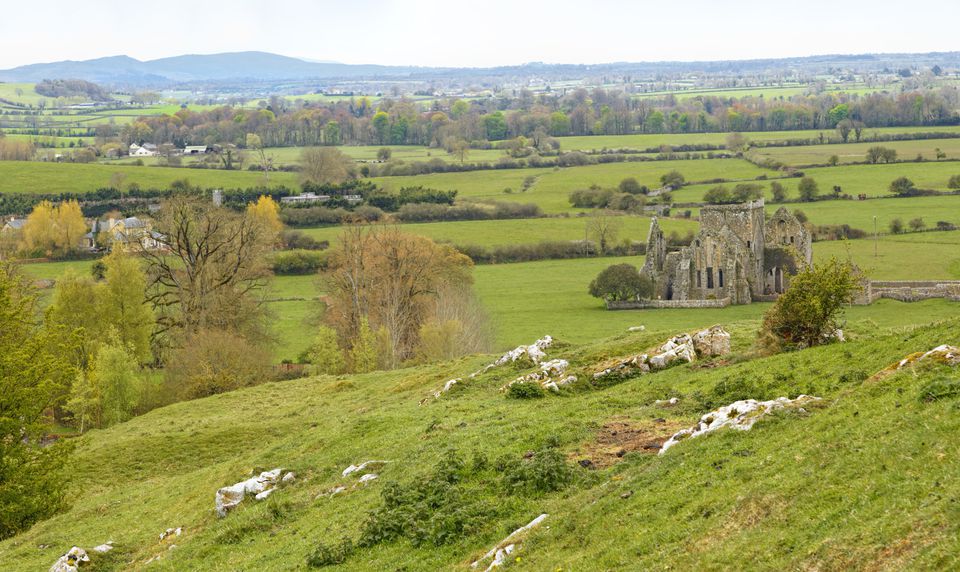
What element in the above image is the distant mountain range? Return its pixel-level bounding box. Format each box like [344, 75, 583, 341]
[1, 50, 958, 88]
[0, 51, 431, 86]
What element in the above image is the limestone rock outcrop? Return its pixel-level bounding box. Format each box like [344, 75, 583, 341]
[503, 359, 575, 392]
[215, 468, 295, 518]
[49, 547, 89, 572]
[471, 513, 548, 572]
[660, 395, 821, 455]
[593, 326, 731, 383]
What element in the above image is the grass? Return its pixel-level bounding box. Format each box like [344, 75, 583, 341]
[750, 141, 960, 166]
[1, 304, 958, 569]
[298, 214, 699, 249]
[373, 158, 766, 213]
[815, 231, 960, 280]
[0, 160, 298, 194]
[552, 125, 960, 152]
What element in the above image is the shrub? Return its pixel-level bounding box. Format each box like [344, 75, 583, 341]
[619, 177, 647, 194]
[758, 258, 862, 353]
[588, 264, 654, 302]
[307, 538, 354, 568]
[949, 174, 960, 190]
[732, 183, 764, 202]
[500, 447, 573, 494]
[507, 382, 546, 399]
[557, 151, 593, 167]
[271, 250, 327, 275]
[889, 218, 905, 234]
[282, 230, 328, 250]
[703, 185, 733, 204]
[164, 329, 272, 399]
[358, 450, 492, 548]
[908, 217, 926, 232]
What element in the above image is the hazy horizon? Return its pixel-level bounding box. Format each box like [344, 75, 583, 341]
[2, 0, 959, 70]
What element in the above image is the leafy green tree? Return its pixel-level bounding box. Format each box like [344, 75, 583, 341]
[350, 317, 378, 373]
[46, 271, 102, 360]
[0, 264, 75, 539]
[659, 170, 685, 189]
[770, 181, 787, 202]
[798, 177, 819, 202]
[94, 336, 141, 427]
[889, 218, 905, 234]
[376, 147, 392, 161]
[482, 112, 508, 140]
[371, 111, 390, 145]
[703, 185, 733, 204]
[889, 177, 916, 196]
[309, 326, 345, 375]
[758, 258, 861, 353]
[732, 183, 763, 202]
[589, 264, 654, 302]
[618, 177, 644, 195]
[100, 250, 154, 364]
[908, 217, 926, 232]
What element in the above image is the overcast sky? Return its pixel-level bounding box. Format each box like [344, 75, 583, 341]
[2, 0, 958, 69]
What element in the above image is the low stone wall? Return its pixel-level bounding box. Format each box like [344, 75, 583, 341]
[858, 280, 960, 304]
[607, 297, 731, 310]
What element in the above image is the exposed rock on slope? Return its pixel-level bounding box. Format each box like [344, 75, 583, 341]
[594, 326, 730, 383]
[660, 395, 821, 455]
[471, 513, 548, 571]
[215, 468, 295, 517]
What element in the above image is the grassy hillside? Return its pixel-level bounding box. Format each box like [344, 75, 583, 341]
[1, 314, 958, 570]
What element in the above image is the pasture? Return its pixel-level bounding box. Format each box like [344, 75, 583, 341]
[298, 214, 699, 249]
[750, 140, 960, 166]
[0, 160, 297, 194]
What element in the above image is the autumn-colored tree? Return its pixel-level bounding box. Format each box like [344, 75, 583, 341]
[54, 200, 86, 255]
[21, 200, 57, 255]
[246, 195, 284, 246]
[325, 225, 485, 369]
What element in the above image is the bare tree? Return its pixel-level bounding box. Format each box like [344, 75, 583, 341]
[586, 210, 624, 254]
[142, 195, 272, 349]
[299, 147, 356, 186]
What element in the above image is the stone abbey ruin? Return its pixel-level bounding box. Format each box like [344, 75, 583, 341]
[639, 199, 811, 307]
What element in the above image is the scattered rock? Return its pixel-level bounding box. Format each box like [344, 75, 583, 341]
[654, 397, 679, 406]
[358, 473, 379, 485]
[898, 344, 960, 369]
[503, 358, 576, 393]
[419, 378, 461, 405]
[660, 395, 821, 455]
[471, 514, 548, 571]
[215, 468, 295, 518]
[49, 547, 89, 572]
[620, 491, 633, 499]
[692, 325, 732, 357]
[282, 471, 296, 484]
[593, 327, 731, 383]
[627, 325, 646, 332]
[159, 528, 182, 542]
[472, 336, 554, 378]
[91, 542, 113, 554]
[342, 460, 386, 478]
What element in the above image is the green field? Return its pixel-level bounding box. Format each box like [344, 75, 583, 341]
[373, 158, 767, 213]
[750, 140, 960, 166]
[298, 214, 698, 249]
[675, 161, 960, 203]
[552, 125, 960, 152]
[0, 160, 297, 194]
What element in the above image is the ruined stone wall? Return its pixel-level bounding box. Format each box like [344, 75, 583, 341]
[606, 298, 732, 310]
[857, 281, 960, 304]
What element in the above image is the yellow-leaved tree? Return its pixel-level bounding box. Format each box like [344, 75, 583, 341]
[246, 195, 283, 246]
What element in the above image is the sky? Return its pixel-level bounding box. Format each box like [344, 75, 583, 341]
[1, 0, 959, 69]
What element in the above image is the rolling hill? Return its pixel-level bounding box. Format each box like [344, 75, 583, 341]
[1, 315, 958, 570]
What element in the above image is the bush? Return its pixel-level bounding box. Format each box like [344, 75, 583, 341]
[798, 177, 819, 201]
[949, 174, 960, 190]
[500, 446, 572, 494]
[703, 185, 733, 204]
[758, 258, 861, 353]
[282, 230, 328, 250]
[165, 329, 272, 399]
[358, 450, 491, 548]
[271, 250, 327, 275]
[307, 538, 354, 568]
[770, 181, 787, 202]
[589, 263, 654, 302]
[506, 382, 546, 399]
[619, 177, 647, 194]
[889, 218, 905, 234]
